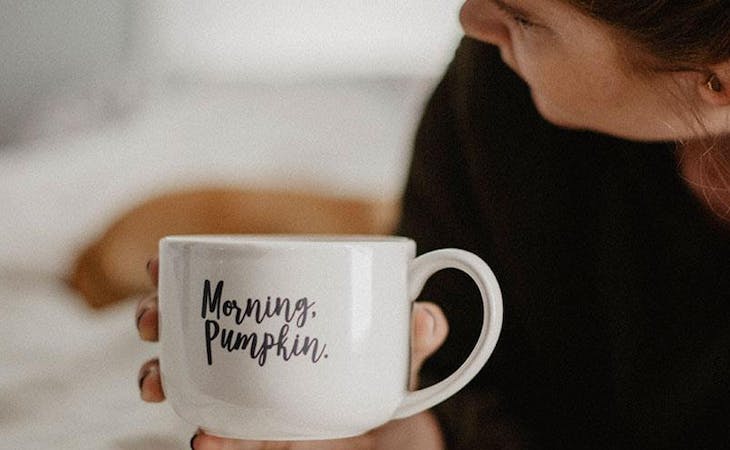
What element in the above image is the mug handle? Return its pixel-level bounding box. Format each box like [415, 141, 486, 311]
[392, 249, 503, 419]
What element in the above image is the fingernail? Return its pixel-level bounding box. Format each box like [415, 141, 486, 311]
[189, 433, 198, 449]
[138, 363, 158, 392]
[424, 310, 436, 335]
[415, 304, 436, 335]
[136, 306, 147, 331]
[138, 367, 150, 391]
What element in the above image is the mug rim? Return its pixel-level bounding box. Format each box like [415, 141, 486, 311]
[161, 234, 413, 246]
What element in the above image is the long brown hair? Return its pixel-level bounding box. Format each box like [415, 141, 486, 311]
[566, 0, 730, 221]
[565, 1, 730, 67]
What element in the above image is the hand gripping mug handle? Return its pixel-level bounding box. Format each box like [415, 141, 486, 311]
[392, 249, 503, 419]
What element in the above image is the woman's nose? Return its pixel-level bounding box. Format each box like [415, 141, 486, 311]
[459, 0, 510, 47]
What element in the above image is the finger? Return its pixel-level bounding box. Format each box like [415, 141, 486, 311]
[371, 411, 445, 450]
[291, 435, 374, 450]
[190, 432, 256, 450]
[191, 432, 285, 450]
[135, 292, 159, 342]
[410, 302, 448, 387]
[190, 430, 374, 450]
[146, 257, 159, 288]
[138, 358, 165, 402]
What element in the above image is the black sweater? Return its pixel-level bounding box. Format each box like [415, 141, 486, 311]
[398, 38, 730, 449]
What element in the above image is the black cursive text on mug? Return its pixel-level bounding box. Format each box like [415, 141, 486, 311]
[201, 280, 315, 328]
[204, 320, 328, 366]
[200, 280, 328, 367]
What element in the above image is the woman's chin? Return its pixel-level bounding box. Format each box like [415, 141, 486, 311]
[530, 92, 582, 130]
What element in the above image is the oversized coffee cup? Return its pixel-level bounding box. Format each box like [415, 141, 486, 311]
[158, 235, 502, 440]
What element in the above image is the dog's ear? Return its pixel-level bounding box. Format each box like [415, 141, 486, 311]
[67, 188, 400, 308]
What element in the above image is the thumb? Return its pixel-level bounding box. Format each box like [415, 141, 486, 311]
[409, 302, 448, 388]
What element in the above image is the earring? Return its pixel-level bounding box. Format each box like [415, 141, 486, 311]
[707, 74, 723, 93]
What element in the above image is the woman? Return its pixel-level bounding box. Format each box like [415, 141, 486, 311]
[135, 0, 730, 448]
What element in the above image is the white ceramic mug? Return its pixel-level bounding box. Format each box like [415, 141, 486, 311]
[158, 235, 503, 440]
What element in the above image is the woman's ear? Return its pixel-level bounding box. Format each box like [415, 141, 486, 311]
[698, 62, 730, 106]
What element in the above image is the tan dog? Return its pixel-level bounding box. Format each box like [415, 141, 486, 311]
[69, 187, 400, 308]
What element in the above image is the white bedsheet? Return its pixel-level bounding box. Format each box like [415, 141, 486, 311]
[1, 275, 188, 450]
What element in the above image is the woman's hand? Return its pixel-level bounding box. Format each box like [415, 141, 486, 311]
[136, 258, 449, 450]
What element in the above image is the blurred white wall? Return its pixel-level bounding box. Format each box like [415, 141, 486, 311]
[0, 0, 131, 145]
[137, 1, 464, 81]
[0, 1, 463, 146]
